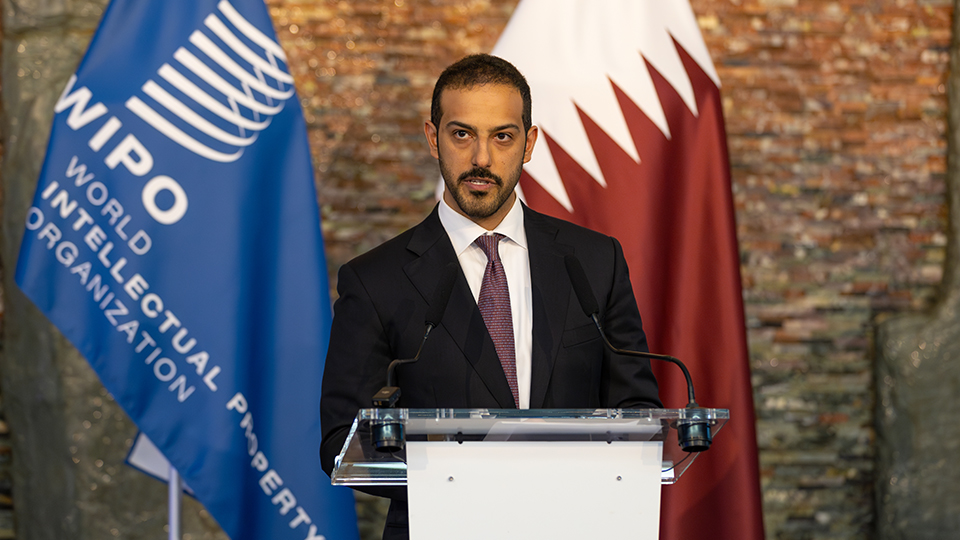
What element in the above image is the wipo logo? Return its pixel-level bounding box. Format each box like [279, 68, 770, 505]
[126, 0, 295, 163]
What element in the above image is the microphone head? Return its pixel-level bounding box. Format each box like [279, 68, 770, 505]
[678, 407, 713, 452]
[425, 262, 458, 327]
[564, 254, 600, 317]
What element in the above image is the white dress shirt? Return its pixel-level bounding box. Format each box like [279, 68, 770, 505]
[438, 196, 533, 408]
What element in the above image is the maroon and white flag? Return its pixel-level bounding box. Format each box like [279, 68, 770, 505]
[493, 1, 764, 538]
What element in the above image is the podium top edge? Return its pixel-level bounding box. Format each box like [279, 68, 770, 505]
[358, 407, 730, 421]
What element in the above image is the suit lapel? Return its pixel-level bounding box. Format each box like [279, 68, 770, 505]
[403, 206, 517, 408]
[524, 205, 573, 409]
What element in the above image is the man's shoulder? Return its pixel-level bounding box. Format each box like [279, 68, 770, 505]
[343, 206, 443, 273]
[345, 226, 415, 275]
[523, 204, 616, 245]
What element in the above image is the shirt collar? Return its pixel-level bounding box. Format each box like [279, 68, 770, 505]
[438, 194, 528, 256]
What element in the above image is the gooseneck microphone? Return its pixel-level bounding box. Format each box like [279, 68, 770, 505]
[372, 262, 459, 408]
[563, 254, 712, 452]
[371, 263, 458, 452]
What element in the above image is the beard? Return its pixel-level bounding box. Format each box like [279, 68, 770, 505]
[439, 153, 523, 220]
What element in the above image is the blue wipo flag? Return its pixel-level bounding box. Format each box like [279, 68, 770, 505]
[15, 0, 358, 538]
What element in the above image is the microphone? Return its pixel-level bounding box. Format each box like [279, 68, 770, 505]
[370, 263, 458, 452]
[563, 254, 712, 452]
[373, 262, 458, 407]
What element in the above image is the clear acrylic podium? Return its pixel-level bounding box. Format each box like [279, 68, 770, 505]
[332, 408, 729, 539]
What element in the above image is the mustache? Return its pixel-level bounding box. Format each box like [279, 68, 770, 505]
[458, 167, 502, 185]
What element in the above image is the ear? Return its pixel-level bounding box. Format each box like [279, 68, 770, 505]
[424, 121, 440, 159]
[523, 125, 539, 163]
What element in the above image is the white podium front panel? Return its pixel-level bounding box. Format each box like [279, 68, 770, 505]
[406, 440, 663, 540]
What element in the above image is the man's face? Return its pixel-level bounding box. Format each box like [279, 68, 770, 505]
[425, 83, 538, 229]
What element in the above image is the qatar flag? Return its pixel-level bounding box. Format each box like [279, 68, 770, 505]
[493, 1, 764, 538]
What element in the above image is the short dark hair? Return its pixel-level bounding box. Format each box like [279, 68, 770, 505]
[430, 54, 532, 132]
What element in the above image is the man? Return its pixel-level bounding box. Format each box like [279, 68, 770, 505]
[320, 54, 660, 539]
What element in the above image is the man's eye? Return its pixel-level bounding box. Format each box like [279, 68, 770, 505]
[495, 133, 512, 141]
[453, 130, 469, 138]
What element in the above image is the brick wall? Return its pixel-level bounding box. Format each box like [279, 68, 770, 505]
[267, 1, 952, 538]
[702, 0, 951, 536]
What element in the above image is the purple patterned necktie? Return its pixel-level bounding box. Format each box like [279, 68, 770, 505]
[474, 233, 518, 407]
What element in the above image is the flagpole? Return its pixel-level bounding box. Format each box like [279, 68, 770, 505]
[169, 465, 181, 540]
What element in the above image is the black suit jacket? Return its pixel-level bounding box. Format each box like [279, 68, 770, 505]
[319, 203, 660, 537]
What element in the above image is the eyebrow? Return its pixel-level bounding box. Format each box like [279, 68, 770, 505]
[445, 120, 522, 133]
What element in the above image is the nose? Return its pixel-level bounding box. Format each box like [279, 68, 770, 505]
[472, 139, 492, 168]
